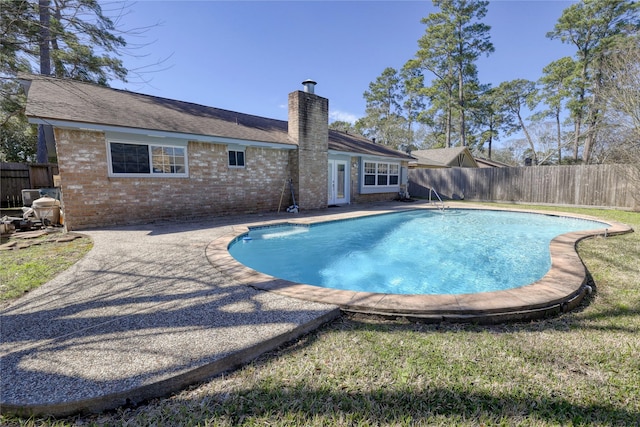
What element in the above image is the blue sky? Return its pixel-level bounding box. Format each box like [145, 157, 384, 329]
[111, 0, 577, 125]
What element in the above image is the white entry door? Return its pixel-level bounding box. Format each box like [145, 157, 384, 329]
[328, 159, 348, 205]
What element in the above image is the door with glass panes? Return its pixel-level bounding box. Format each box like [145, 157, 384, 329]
[327, 159, 348, 205]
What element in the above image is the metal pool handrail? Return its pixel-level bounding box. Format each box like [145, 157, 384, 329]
[429, 188, 445, 212]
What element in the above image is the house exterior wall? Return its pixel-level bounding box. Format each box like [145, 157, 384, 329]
[352, 192, 399, 203]
[55, 128, 292, 230]
[348, 158, 409, 204]
[287, 149, 299, 206]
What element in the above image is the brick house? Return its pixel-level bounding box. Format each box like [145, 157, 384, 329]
[21, 75, 413, 230]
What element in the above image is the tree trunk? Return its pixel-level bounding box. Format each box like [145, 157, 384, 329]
[52, 2, 64, 77]
[445, 85, 452, 148]
[582, 63, 604, 164]
[488, 122, 493, 159]
[445, 63, 454, 148]
[582, 112, 600, 164]
[39, 0, 51, 75]
[37, 0, 51, 164]
[582, 129, 593, 163]
[458, 64, 465, 147]
[555, 109, 562, 163]
[518, 112, 538, 165]
[572, 59, 589, 162]
[573, 120, 581, 161]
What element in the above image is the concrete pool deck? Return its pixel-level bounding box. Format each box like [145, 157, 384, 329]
[0, 201, 632, 417]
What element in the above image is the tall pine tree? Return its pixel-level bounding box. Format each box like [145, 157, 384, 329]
[1, 0, 131, 162]
[414, 0, 493, 147]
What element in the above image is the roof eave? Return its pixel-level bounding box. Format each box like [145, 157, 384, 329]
[329, 149, 412, 162]
[28, 118, 298, 150]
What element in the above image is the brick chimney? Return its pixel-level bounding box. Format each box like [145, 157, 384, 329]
[288, 80, 328, 210]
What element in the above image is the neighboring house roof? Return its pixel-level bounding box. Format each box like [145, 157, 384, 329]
[410, 147, 478, 168]
[20, 74, 412, 161]
[407, 155, 448, 168]
[474, 157, 511, 168]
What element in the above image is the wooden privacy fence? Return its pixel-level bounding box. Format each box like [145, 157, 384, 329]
[409, 164, 639, 210]
[0, 162, 59, 208]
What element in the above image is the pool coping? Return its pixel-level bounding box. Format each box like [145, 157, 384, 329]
[206, 203, 634, 324]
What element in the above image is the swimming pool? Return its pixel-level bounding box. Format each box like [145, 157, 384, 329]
[228, 209, 609, 295]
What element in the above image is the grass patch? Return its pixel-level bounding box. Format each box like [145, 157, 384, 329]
[0, 233, 93, 303]
[1, 205, 638, 426]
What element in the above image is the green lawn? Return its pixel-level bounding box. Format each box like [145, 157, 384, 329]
[0, 233, 92, 303]
[2, 205, 639, 427]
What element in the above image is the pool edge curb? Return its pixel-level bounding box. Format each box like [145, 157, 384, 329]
[206, 204, 634, 324]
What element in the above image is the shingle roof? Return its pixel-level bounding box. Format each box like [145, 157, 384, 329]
[411, 147, 477, 167]
[22, 74, 291, 145]
[21, 74, 412, 160]
[328, 129, 413, 160]
[474, 157, 511, 168]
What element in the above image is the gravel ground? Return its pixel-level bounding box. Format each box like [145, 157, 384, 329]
[0, 214, 339, 417]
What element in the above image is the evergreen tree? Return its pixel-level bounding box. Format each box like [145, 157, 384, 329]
[473, 86, 512, 159]
[547, 0, 640, 163]
[414, 0, 494, 147]
[493, 79, 540, 165]
[400, 60, 427, 152]
[536, 57, 577, 164]
[0, 79, 37, 162]
[357, 67, 406, 148]
[1, 0, 132, 162]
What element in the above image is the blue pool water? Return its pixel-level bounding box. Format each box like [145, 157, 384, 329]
[228, 210, 607, 295]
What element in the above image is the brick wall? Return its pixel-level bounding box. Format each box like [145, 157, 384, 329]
[55, 128, 293, 230]
[288, 90, 328, 210]
[352, 192, 399, 204]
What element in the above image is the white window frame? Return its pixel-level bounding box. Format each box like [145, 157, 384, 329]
[228, 148, 246, 168]
[106, 135, 189, 178]
[360, 160, 401, 194]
